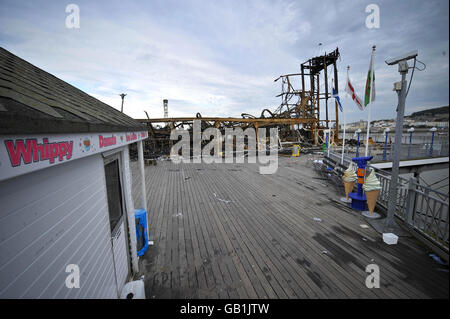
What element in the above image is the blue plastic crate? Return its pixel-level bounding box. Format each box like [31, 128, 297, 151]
[134, 209, 149, 256]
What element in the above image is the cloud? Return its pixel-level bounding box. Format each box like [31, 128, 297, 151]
[0, 0, 448, 123]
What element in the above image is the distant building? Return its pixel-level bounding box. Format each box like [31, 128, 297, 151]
[342, 120, 368, 130]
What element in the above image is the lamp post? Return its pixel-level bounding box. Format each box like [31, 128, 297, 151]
[429, 127, 437, 157]
[384, 52, 417, 233]
[119, 93, 127, 113]
[355, 129, 362, 157]
[407, 127, 414, 159]
[383, 128, 390, 161]
[365, 49, 419, 234]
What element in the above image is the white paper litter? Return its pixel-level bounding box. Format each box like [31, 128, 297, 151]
[383, 233, 399, 245]
[213, 193, 232, 203]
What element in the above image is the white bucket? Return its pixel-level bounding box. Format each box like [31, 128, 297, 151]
[120, 279, 146, 299]
[383, 233, 398, 245]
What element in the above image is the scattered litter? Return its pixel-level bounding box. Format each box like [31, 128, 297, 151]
[184, 177, 191, 181]
[370, 259, 375, 262]
[322, 250, 328, 254]
[148, 241, 154, 246]
[313, 217, 322, 222]
[382, 233, 398, 245]
[213, 193, 232, 203]
[429, 253, 448, 266]
[172, 212, 183, 218]
[362, 237, 368, 242]
[120, 279, 145, 299]
[360, 224, 370, 229]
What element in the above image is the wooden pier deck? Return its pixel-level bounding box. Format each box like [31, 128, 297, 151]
[131, 156, 448, 299]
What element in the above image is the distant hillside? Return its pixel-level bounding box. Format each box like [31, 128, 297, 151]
[407, 106, 449, 120]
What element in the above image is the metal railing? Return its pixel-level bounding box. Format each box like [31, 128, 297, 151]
[322, 150, 449, 259]
[405, 179, 449, 255]
[327, 142, 449, 163]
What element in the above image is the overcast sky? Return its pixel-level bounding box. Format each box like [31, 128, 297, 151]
[0, 0, 448, 123]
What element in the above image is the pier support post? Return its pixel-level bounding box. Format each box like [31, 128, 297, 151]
[355, 129, 361, 157]
[429, 127, 437, 157]
[383, 128, 390, 161]
[137, 140, 149, 241]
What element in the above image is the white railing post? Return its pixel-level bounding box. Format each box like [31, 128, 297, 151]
[137, 140, 149, 239]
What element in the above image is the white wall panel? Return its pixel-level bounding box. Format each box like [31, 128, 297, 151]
[112, 222, 128, 291]
[0, 155, 118, 298]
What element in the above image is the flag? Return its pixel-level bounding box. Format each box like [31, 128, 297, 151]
[332, 87, 343, 112]
[345, 73, 364, 111]
[364, 51, 376, 106]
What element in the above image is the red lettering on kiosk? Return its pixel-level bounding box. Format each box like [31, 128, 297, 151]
[126, 133, 137, 142]
[99, 135, 117, 148]
[5, 138, 74, 167]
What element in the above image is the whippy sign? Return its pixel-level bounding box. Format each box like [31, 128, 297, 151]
[0, 131, 148, 181]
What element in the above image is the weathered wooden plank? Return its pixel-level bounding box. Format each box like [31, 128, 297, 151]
[238, 162, 414, 298]
[215, 164, 349, 298]
[187, 163, 253, 298]
[257, 161, 442, 298]
[130, 156, 448, 299]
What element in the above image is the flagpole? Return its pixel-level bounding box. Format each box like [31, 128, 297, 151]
[341, 67, 350, 164]
[365, 45, 376, 156]
[341, 107, 346, 164]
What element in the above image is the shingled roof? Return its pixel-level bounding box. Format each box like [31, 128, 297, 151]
[0, 47, 146, 135]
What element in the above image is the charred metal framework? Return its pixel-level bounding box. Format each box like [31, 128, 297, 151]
[136, 49, 341, 156]
[273, 48, 340, 144]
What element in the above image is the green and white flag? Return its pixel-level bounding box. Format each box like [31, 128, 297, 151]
[364, 50, 376, 107]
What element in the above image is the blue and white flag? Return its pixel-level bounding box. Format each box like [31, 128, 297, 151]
[332, 87, 343, 112]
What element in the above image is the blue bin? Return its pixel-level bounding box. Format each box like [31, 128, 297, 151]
[134, 209, 149, 256]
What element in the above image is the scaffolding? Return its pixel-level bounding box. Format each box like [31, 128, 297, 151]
[273, 47, 340, 144]
[137, 48, 342, 156]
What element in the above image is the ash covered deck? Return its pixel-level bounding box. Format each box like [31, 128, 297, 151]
[131, 157, 448, 299]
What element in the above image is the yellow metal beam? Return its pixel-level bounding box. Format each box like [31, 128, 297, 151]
[135, 117, 317, 124]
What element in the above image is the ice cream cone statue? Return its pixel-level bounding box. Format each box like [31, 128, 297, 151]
[363, 168, 382, 215]
[341, 164, 357, 203]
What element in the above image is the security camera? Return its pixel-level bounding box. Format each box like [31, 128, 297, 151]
[385, 50, 418, 65]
